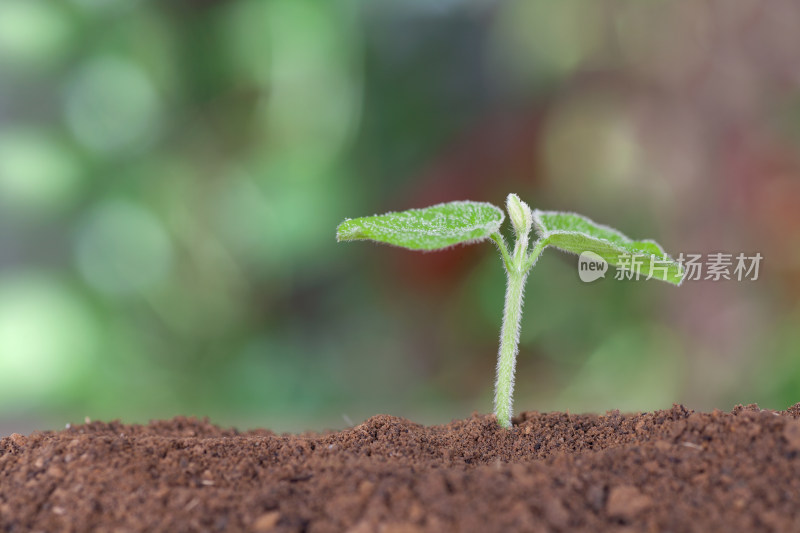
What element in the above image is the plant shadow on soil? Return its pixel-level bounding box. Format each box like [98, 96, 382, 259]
[2, 404, 800, 532]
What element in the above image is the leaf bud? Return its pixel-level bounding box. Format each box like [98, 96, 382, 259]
[506, 193, 532, 237]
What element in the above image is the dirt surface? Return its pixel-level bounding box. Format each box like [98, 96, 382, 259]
[2, 404, 800, 532]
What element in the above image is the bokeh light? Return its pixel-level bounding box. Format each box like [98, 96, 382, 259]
[0, 274, 97, 403]
[489, 0, 603, 88]
[64, 56, 161, 153]
[74, 200, 172, 296]
[0, 128, 84, 216]
[0, 0, 74, 71]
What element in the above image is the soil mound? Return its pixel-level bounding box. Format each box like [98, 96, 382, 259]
[2, 404, 799, 532]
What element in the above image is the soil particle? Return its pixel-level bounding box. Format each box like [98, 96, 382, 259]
[606, 485, 652, 521]
[7, 433, 26, 448]
[252, 511, 281, 532]
[783, 419, 800, 451]
[1, 404, 799, 532]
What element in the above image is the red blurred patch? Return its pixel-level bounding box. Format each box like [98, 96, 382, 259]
[382, 110, 546, 295]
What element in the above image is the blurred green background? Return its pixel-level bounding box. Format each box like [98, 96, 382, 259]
[1, 0, 799, 435]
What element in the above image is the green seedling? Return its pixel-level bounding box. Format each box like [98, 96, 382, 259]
[337, 194, 684, 428]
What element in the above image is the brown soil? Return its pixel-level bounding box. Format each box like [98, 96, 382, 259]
[2, 404, 800, 532]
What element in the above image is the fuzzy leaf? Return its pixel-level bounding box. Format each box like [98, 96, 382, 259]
[533, 210, 684, 285]
[337, 201, 504, 251]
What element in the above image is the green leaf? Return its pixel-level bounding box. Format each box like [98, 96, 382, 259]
[532, 210, 684, 285]
[337, 201, 504, 251]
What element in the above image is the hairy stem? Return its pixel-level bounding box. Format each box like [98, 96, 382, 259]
[490, 232, 513, 272]
[493, 195, 541, 428]
[523, 239, 547, 271]
[494, 263, 529, 428]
